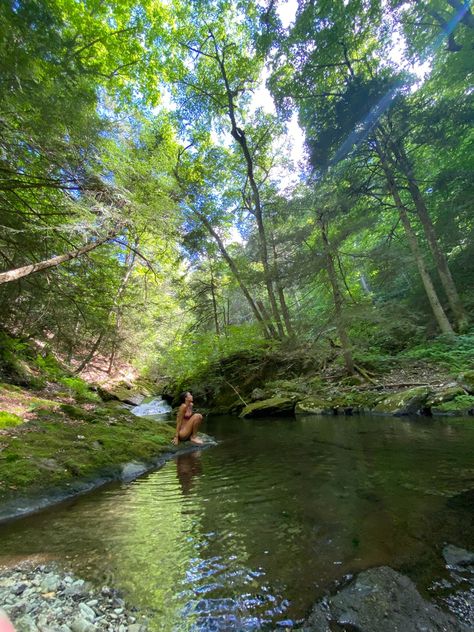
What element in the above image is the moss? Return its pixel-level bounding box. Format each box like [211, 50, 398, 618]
[432, 394, 474, 415]
[373, 386, 432, 415]
[0, 411, 23, 429]
[240, 396, 296, 418]
[0, 404, 175, 503]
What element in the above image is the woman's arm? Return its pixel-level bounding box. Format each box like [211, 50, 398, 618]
[172, 404, 185, 444]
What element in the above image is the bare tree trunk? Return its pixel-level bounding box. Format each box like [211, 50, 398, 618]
[209, 263, 221, 336]
[0, 229, 119, 285]
[271, 235, 294, 337]
[375, 139, 454, 335]
[389, 139, 468, 331]
[74, 330, 105, 374]
[209, 31, 285, 338]
[319, 217, 355, 374]
[195, 210, 273, 338]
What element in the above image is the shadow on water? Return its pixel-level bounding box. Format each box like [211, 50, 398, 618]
[0, 413, 473, 630]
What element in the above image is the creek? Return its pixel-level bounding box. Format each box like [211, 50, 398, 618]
[0, 410, 473, 630]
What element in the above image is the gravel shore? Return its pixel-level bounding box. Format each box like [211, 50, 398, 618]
[0, 562, 148, 632]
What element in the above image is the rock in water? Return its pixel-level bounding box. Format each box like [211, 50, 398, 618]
[443, 544, 474, 568]
[303, 566, 468, 631]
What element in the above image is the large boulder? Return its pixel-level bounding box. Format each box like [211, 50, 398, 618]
[303, 566, 468, 632]
[97, 384, 145, 406]
[239, 396, 295, 418]
[373, 386, 432, 415]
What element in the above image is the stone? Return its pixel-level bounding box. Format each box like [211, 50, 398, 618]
[121, 462, 147, 482]
[250, 388, 267, 401]
[40, 574, 61, 593]
[456, 371, 474, 394]
[295, 397, 334, 416]
[443, 544, 474, 567]
[426, 386, 466, 408]
[239, 396, 295, 418]
[78, 602, 96, 621]
[63, 580, 89, 599]
[303, 566, 467, 632]
[70, 617, 96, 632]
[373, 386, 433, 415]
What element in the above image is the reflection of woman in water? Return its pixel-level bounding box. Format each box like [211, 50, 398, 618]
[172, 391, 204, 445]
[176, 451, 203, 495]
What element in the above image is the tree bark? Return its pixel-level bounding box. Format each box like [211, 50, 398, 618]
[271, 235, 294, 337]
[209, 263, 221, 336]
[389, 139, 468, 331]
[194, 209, 273, 338]
[210, 32, 285, 338]
[375, 139, 454, 335]
[319, 217, 355, 374]
[0, 229, 119, 285]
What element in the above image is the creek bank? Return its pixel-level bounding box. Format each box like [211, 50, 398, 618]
[0, 561, 149, 632]
[163, 348, 474, 418]
[302, 566, 471, 632]
[0, 382, 215, 522]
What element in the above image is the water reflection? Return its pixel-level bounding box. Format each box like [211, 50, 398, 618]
[0, 415, 473, 630]
[177, 451, 203, 496]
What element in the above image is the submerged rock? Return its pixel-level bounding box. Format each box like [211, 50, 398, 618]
[373, 386, 433, 415]
[239, 396, 295, 418]
[443, 544, 474, 568]
[303, 566, 468, 631]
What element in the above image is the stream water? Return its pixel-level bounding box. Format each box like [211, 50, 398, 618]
[1, 412, 474, 630]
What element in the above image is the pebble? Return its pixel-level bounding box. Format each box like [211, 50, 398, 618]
[0, 563, 148, 631]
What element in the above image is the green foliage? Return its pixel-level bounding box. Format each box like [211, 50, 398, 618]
[160, 324, 267, 382]
[58, 377, 99, 403]
[0, 411, 23, 429]
[401, 334, 474, 373]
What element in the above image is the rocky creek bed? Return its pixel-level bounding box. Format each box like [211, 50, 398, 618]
[0, 562, 149, 632]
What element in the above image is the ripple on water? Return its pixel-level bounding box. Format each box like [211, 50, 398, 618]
[0, 414, 473, 630]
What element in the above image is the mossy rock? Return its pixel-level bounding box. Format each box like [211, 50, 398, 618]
[456, 370, 474, 394]
[426, 385, 466, 408]
[239, 397, 295, 418]
[295, 398, 335, 416]
[373, 386, 433, 415]
[97, 385, 145, 406]
[431, 394, 474, 416]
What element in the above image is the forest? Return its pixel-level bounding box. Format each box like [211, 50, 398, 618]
[1, 0, 473, 390]
[0, 2, 474, 630]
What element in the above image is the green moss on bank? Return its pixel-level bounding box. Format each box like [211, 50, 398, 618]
[0, 403, 175, 504]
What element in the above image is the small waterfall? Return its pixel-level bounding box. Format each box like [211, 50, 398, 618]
[131, 397, 172, 418]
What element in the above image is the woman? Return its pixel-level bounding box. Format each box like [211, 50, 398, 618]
[172, 391, 204, 445]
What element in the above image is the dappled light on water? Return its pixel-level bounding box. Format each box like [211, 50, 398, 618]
[0, 415, 473, 629]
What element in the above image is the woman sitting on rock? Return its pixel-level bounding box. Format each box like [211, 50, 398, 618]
[172, 391, 204, 445]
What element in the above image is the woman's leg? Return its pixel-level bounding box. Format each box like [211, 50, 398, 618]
[189, 413, 203, 444]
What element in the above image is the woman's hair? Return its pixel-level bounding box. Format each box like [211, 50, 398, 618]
[180, 391, 191, 403]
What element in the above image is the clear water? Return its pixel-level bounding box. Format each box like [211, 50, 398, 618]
[0, 414, 473, 631]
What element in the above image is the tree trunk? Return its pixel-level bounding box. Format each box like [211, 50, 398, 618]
[195, 210, 273, 338]
[209, 264, 221, 336]
[375, 139, 454, 335]
[271, 235, 294, 337]
[212, 37, 285, 338]
[0, 229, 119, 285]
[319, 217, 355, 375]
[389, 139, 468, 331]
